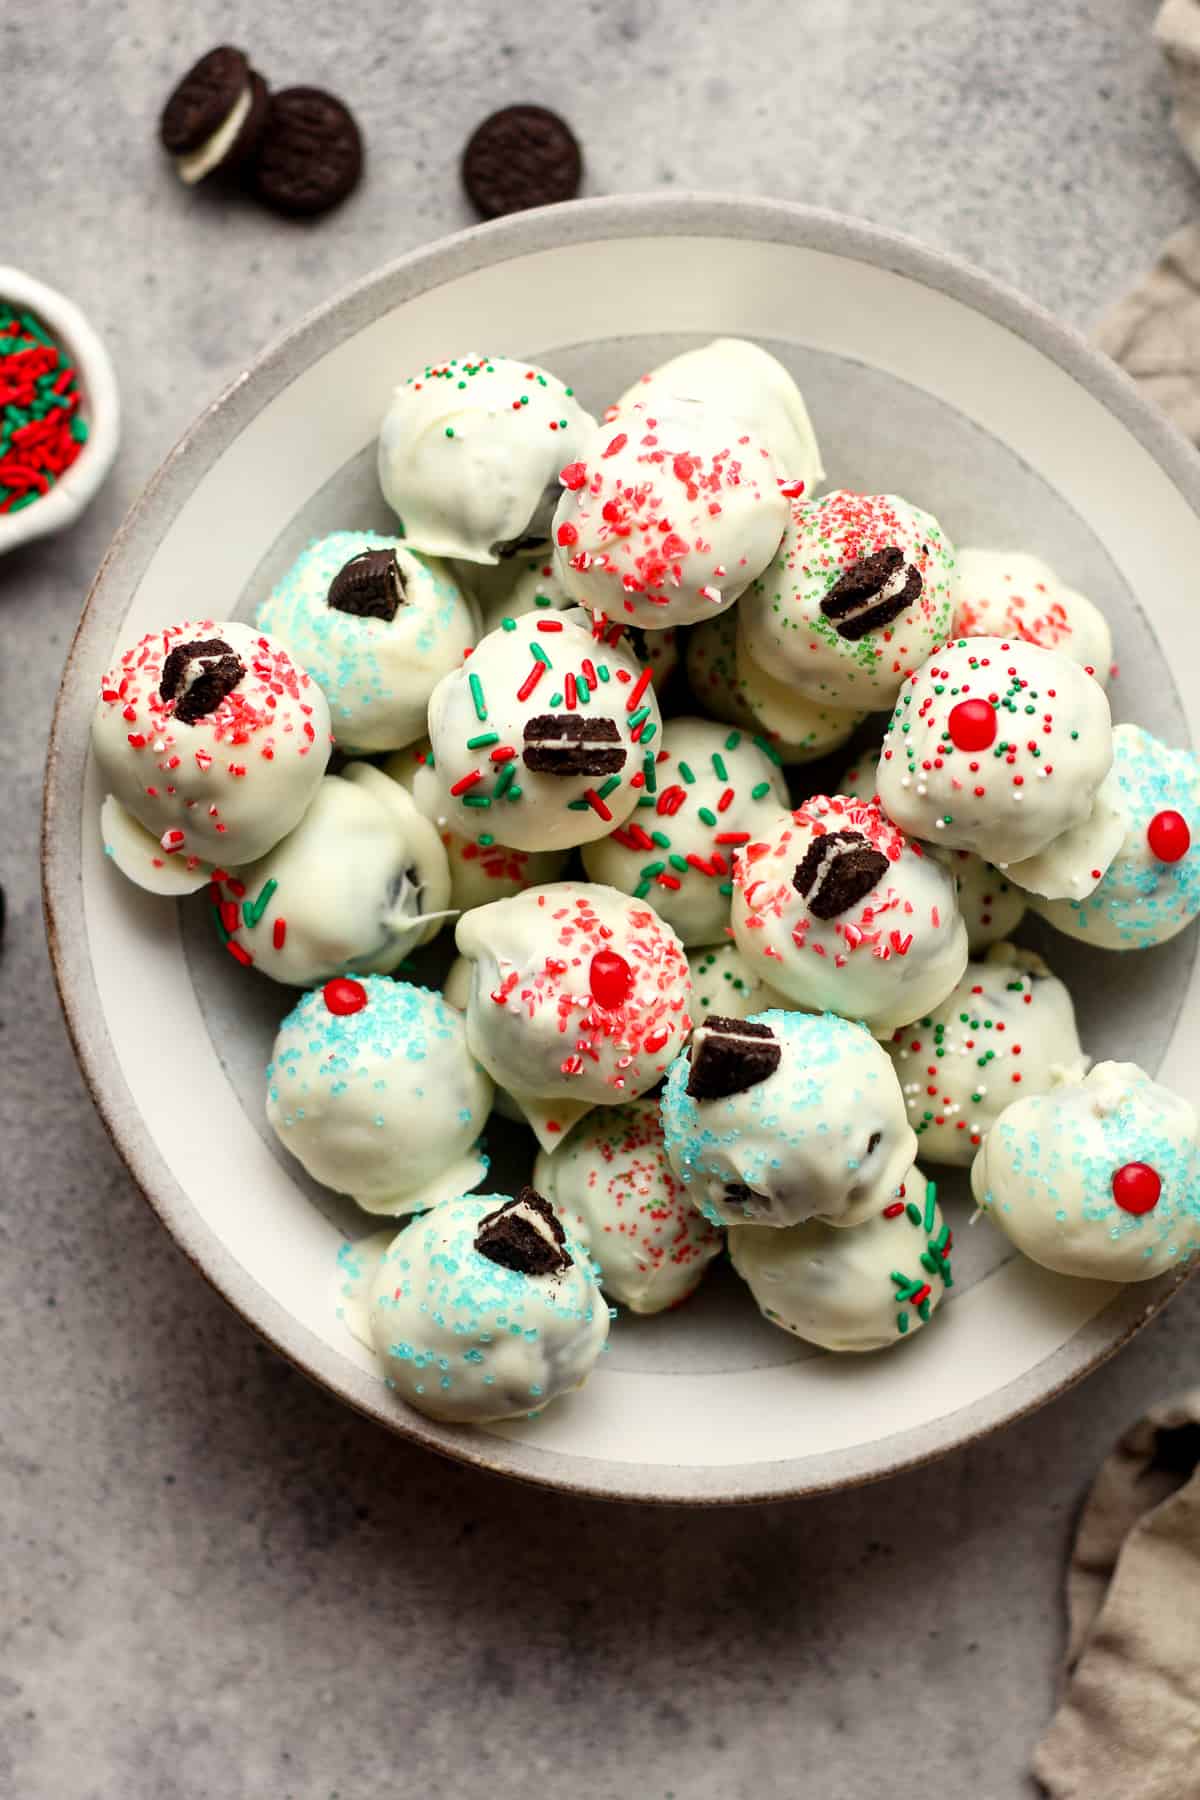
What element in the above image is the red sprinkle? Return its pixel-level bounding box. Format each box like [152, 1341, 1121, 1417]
[324, 977, 368, 1016]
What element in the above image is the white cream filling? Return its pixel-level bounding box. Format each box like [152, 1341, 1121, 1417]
[175, 82, 252, 185]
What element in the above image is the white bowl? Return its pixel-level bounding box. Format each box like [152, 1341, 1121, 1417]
[43, 195, 1200, 1503]
[0, 266, 120, 554]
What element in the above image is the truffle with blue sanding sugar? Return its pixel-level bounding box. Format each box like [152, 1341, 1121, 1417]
[367, 1188, 609, 1422]
[970, 1061, 1200, 1281]
[660, 1008, 916, 1229]
[729, 1163, 952, 1351]
[1028, 724, 1200, 949]
[255, 531, 478, 753]
[266, 975, 493, 1216]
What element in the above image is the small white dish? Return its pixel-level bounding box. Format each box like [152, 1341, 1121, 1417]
[43, 195, 1200, 1503]
[0, 265, 120, 554]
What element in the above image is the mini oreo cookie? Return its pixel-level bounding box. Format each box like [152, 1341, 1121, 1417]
[327, 549, 405, 621]
[687, 1016, 781, 1102]
[250, 86, 363, 217]
[820, 546, 922, 641]
[160, 45, 250, 155]
[475, 1187, 572, 1276]
[522, 714, 627, 778]
[793, 829, 889, 920]
[159, 637, 246, 724]
[462, 105, 583, 219]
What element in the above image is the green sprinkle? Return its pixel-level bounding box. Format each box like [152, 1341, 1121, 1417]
[241, 877, 278, 930]
[718, 881, 733, 896]
[698, 806, 718, 827]
[532, 644, 552, 667]
[724, 731, 742, 750]
[905, 1202, 921, 1226]
[466, 730, 499, 751]
[897, 1311, 910, 1335]
[628, 705, 652, 730]
[445, 427, 455, 438]
[469, 673, 488, 721]
[678, 761, 696, 784]
[478, 834, 495, 847]
[750, 781, 771, 800]
[668, 854, 689, 873]
[492, 761, 516, 801]
[712, 753, 728, 781]
[642, 752, 657, 793]
[651, 830, 671, 849]
[634, 879, 652, 899]
[924, 1181, 937, 1232]
[638, 721, 657, 744]
[501, 617, 517, 632]
[597, 775, 621, 799]
[506, 784, 522, 801]
[576, 678, 590, 703]
[462, 794, 491, 808]
[548, 692, 564, 709]
[597, 664, 610, 683]
[753, 734, 782, 765]
[641, 860, 666, 879]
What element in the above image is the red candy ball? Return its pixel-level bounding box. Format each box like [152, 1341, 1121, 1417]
[590, 948, 632, 1010]
[1111, 1162, 1162, 1215]
[323, 977, 368, 1016]
[947, 698, 997, 753]
[1147, 810, 1191, 864]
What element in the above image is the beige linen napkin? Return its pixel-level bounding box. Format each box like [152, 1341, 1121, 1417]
[1094, 0, 1200, 437]
[1033, 1390, 1200, 1798]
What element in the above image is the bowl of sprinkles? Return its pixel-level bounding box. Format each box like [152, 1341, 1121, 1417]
[0, 266, 119, 553]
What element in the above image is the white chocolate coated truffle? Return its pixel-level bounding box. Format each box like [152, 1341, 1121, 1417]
[534, 1099, 723, 1313]
[730, 796, 967, 1036]
[551, 398, 787, 630]
[971, 1062, 1200, 1282]
[952, 549, 1112, 685]
[837, 748, 1026, 953]
[455, 882, 692, 1154]
[1003, 770, 1125, 902]
[211, 763, 452, 987]
[686, 941, 790, 1021]
[92, 619, 330, 879]
[255, 531, 478, 753]
[266, 976, 492, 1216]
[368, 1190, 609, 1422]
[876, 637, 1113, 866]
[738, 491, 956, 709]
[581, 716, 787, 946]
[886, 943, 1088, 1167]
[377, 353, 596, 564]
[614, 337, 824, 493]
[686, 608, 863, 765]
[1030, 725, 1200, 949]
[730, 1163, 952, 1351]
[427, 611, 663, 852]
[383, 739, 567, 914]
[661, 1009, 916, 1230]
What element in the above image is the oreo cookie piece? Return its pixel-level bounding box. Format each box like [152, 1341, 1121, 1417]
[159, 637, 246, 724]
[687, 1016, 781, 1102]
[462, 105, 583, 219]
[250, 86, 364, 217]
[327, 549, 406, 621]
[522, 714, 627, 778]
[160, 45, 250, 155]
[475, 1187, 572, 1276]
[820, 546, 923, 642]
[792, 829, 889, 919]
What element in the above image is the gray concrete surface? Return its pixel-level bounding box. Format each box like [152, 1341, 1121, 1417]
[4, 2, 1200, 1795]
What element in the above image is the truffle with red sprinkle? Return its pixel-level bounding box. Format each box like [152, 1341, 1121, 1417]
[972, 1061, 1200, 1281]
[886, 942, 1087, 1167]
[93, 618, 331, 892]
[454, 881, 692, 1154]
[551, 397, 788, 630]
[875, 635, 1113, 866]
[729, 795, 967, 1037]
[426, 609, 662, 852]
[533, 1098, 723, 1313]
[738, 490, 956, 709]
[729, 1162, 952, 1350]
[581, 715, 787, 945]
[952, 548, 1112, 684]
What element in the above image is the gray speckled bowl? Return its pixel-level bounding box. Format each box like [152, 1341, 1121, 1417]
[43, 195, 1200, 1503]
